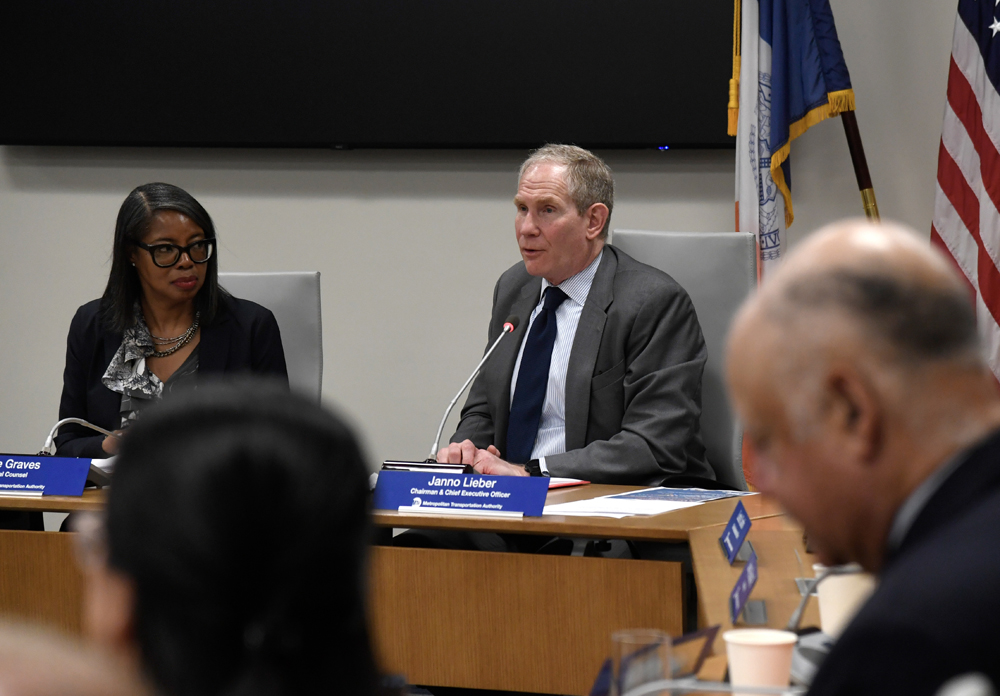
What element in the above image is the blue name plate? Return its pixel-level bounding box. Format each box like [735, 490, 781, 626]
[372, 470, 548, 516]
[0, 454, 90, 496]
[729, 550, 759, 623]
[719, 499, 751, 564]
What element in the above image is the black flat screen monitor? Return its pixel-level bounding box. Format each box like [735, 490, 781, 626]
[0, 1, 734, 149]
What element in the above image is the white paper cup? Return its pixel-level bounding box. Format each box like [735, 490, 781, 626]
[723, 628, 797, 696]
[813, 563, 876, 638]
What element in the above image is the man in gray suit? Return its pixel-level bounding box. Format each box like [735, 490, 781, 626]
[437, 144, 714, 485]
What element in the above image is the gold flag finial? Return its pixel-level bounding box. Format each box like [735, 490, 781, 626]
[728, 0, 741, 136]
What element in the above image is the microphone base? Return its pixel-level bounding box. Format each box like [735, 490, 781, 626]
[791, 630, 833, 686]
[382, 460, 473, 474]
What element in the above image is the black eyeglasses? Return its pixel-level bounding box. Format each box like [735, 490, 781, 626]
[135, 239, 215, 268]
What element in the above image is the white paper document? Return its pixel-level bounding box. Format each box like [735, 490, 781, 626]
[542, 488, 754, 518]
[547, 477, 588, 489]
[540, 509, 632, 519]
[93, 455, 115, 474]
[543, 497, 701, 517]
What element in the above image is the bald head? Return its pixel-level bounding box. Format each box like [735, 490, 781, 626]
[747, 219, 980, 370]
[726, 219, 1000, 571]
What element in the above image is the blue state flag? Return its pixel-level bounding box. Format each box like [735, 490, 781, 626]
[732, 0, 855, 273]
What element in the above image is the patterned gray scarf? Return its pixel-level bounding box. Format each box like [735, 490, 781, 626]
[101, 309, 199, 428]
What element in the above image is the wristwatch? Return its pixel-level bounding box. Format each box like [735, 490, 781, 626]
[524, 459, 548, 477]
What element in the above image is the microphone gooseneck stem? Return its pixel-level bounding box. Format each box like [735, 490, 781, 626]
[42, 417, 118, 456]
[428, 323, 516, 460]
[785, 563, 863, 631]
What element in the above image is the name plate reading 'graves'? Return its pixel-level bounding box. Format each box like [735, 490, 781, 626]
[372, 470, 548, 517]
[0, 455, 90, 497]
[719, 499, 753, 564]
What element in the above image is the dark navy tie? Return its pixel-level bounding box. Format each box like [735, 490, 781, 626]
[506, 286, 569, 463]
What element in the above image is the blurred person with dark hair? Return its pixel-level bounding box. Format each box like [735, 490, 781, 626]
[726, 220, 1000, 695]
[75, 381, 380, 696]
[55, 183, 287, 459]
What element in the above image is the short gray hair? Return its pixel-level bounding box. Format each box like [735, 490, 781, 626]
[779, 268, 981, 366]
[519, 144, 615, 238]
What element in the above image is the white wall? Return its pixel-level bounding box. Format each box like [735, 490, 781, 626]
[0, 0, 956, 469]
[786, 0, 957, 247]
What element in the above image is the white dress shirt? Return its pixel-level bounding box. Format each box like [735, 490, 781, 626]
[509, 250, 604, 472]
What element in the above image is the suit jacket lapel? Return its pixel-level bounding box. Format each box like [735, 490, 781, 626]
[494, 278, 542, 456]
[564, 248, 616, 451]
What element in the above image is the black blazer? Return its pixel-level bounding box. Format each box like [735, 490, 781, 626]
[807, 428, 1000, 696]
[55, 295, 288, 459]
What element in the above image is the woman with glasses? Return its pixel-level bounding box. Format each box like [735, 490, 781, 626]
[55, 182, 288, 458]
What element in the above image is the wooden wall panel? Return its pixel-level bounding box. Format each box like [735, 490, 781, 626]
[369, 546, 683, 695]
[0, 530, 83, 634]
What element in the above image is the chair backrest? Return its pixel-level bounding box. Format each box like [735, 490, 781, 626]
[610, 230, 756, 490]
[218, 272, 323, 401]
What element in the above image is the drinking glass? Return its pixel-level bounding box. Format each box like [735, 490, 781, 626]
[611, 628, 673, 696]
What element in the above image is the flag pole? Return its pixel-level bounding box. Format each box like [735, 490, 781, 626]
[840, 111, 880, 222]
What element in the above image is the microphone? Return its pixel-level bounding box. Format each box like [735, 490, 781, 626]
[785, 563, 865, 687]
[427, 315, 520, 460]
[40, 417, 120, 487]
[786, 563, 863, 632]
[41, 417, 119, 456]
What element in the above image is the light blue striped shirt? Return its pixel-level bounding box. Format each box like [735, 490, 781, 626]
[510, 250, 604, 471]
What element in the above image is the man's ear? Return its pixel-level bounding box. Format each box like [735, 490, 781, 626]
[825, 364, 883, 465]
[585, 203, 609, 240]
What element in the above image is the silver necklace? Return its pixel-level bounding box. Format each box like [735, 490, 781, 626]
[151, 329, 190, 344]
[150, 312, 200, 358]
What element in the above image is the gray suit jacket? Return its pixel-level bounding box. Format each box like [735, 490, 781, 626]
[451, 245, 713, 485]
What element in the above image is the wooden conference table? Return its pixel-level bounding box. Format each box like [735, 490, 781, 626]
[0, 486, 786, 695]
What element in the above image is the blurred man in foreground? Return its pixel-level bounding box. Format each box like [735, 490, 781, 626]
[726, 220, 1000, 695]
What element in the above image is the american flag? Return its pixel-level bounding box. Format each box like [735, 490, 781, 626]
[932, 0, 1000, 381]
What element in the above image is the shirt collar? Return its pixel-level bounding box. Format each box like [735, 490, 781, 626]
[885, 447, 969, 554]
[540, 249, 604, 308]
